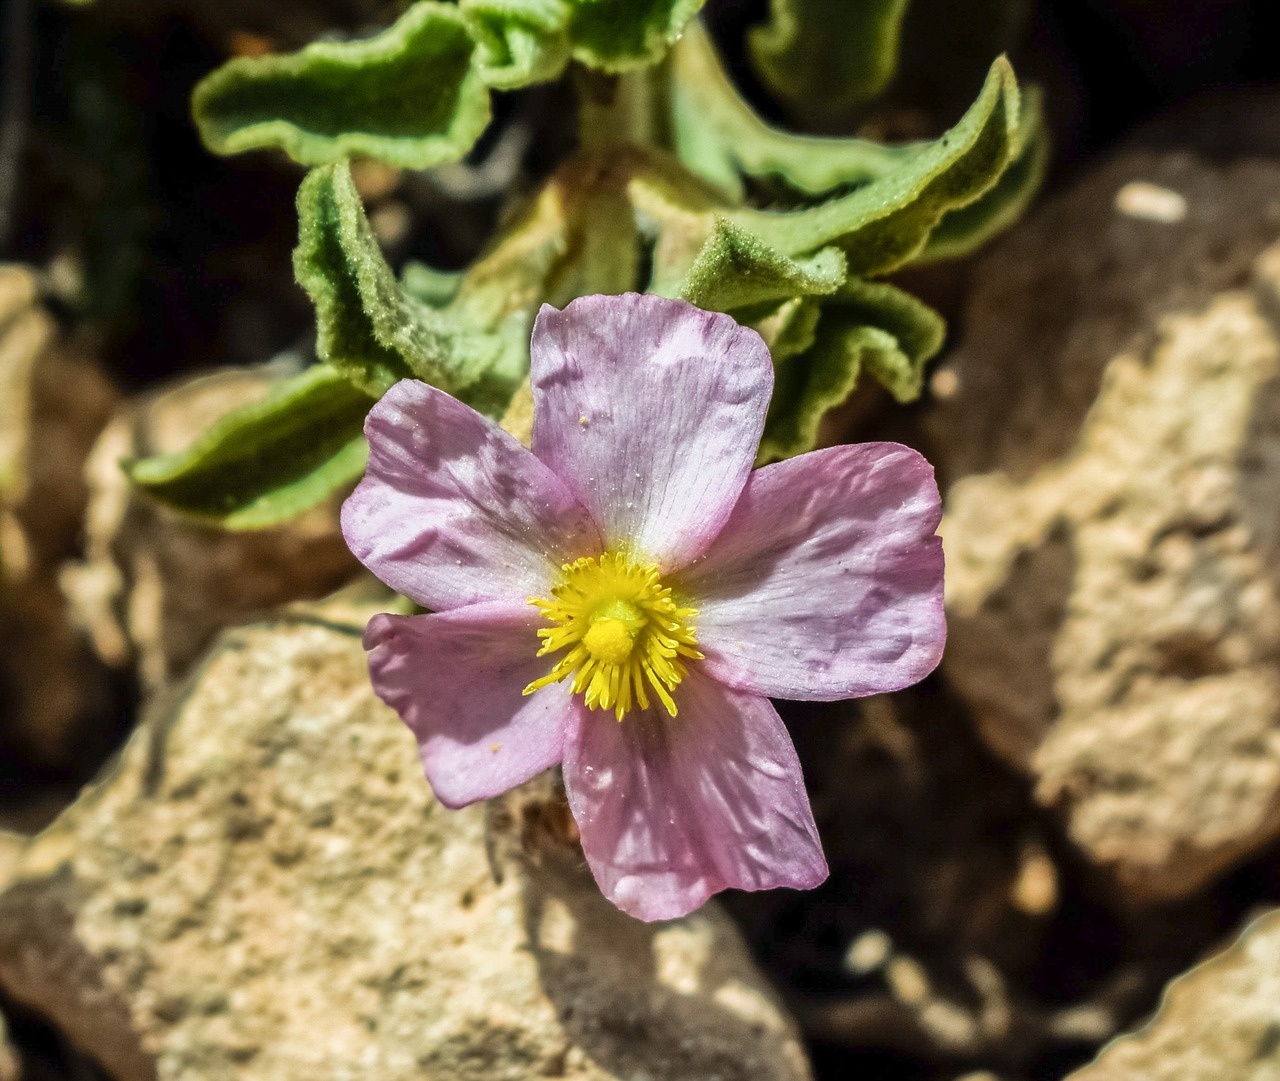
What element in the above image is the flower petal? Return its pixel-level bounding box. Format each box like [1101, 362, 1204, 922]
[365, 603, 573, 808]
[343, 379, 601, 611]
[680, 443, 945, 700]
[562, 668, 827, 921]
[530, 293, 773, 571]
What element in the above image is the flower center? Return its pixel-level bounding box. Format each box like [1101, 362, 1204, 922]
[523, 552, 702, 720]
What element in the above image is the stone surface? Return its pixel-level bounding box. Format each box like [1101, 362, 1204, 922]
[0, 265, 119, 771]
[1067, 908, 1280, 1081]
[730, 691, 1152, 1072]
[0, 605, 811, 1081]
[0, 1011, 15, 1081]
[0, 267, 118, 569]
[62, 367, 360, 692]
[932, 151, 1280, 903]
[931, 151, 1280, 482]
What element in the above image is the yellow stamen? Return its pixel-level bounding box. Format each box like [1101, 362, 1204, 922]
[523, 552, 702, 721]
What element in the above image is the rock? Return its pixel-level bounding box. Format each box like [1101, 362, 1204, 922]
[932, 151, 1280, 481]
[62, 367, 360, 691]
[0, 267, 118, 568]
[0, 832, 21, 891]
[1067, 908, 1280, 1081]
[932, 149, 1280, 903]
[0, 1014, 15, 1081]
[0, 266, 119, 772]
[731, 691, 1152, 1072]
[0, 606, 811, 1081]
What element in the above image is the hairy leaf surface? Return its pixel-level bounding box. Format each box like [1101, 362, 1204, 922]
[193, 2, 490, 167]
[126, 366, 374, 529]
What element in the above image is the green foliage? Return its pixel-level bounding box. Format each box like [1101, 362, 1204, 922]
[193, 3, 491, 168]
[918, 86, 1047, 262]
[677, 220, 845, 312]
[294, 161, 502, 398]
[192, 0, 709, 168]
[759, 279, 944, 462]
[728, 57, 1026, 274]
[658, 42, 1031, 460]
[749, 0, 911, 122]
[566, 0, 707, 72]
[461, 0, 572, 88]
[124, 366, 374, 530]
[670, 21, 918, 200]
[837, 278, 945, 401]
[168, 0, 1046, 529]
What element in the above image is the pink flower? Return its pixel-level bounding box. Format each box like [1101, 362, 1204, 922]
[342, 293, 945, 921]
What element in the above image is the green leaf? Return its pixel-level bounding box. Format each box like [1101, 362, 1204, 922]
[295, 161, 501, 398]
[401, 262, 465, 306]
[125, 366, 374, 530]
[728, 57, 1025, 276]
[566, 0, 707, 72]
[758, 278, 944, 461]
[445, 148, 642, 332]
[675, 219, 846, 311]
[192, 2, 491, 168]
[461, 0, 572, 88]
[918, 86, 1047, 262]
[670, 21, 918, 200]
[838, 278, 944, 400]
[760, 322, 891, 463]
[749, 0, 911, 121]
[744, 296, 822, 361]
[626, 150, 731, 296]
[543, 175, 641, 302]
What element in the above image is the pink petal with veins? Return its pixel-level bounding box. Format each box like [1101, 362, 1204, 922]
[530, 293, 772, 572]
[366, 603, 574, 809]
[343, 380, 601, 612]
[562, 667, 827, 921]
[681, 443, 945, 700]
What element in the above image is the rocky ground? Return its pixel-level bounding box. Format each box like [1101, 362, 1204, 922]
[4, 2, 1280, 1080]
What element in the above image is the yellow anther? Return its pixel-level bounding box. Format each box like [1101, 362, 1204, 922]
[522, 552, 702, 720]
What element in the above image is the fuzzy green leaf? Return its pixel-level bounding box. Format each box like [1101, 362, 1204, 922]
[728, 57, 1024, 275]
[749, 0, 911, 121]
[918, 86, 1047, 262]
[461, 0, 571, 88]
[837, 278, 944, 400]
[401, 262, 465, 306]
[192, 2, 491, 168]
[675, 219, 846, 311]
[758, 278, 944, 461]
[295, 161, 501, 398]
[125, 366, 374, 530]
[760, 322, 894, 463]
[545, 179, 642, 302]
[744, 296, 822, 362]
[670, 21, 918, 200]
[566, 0, 707, 72]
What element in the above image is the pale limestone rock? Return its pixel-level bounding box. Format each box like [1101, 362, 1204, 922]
[0, 832, 21, 890]
[0, 608, 811, 1081]
[0, 265, 118, 770]
[62, 368, 359, 691]
[0, 265, 117, 569]
[1067, 909, 1280, 1081]
[934, 151, 1280, 903]
[932, 151, 1280, 481]
[0, 1012, 16, 1081]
